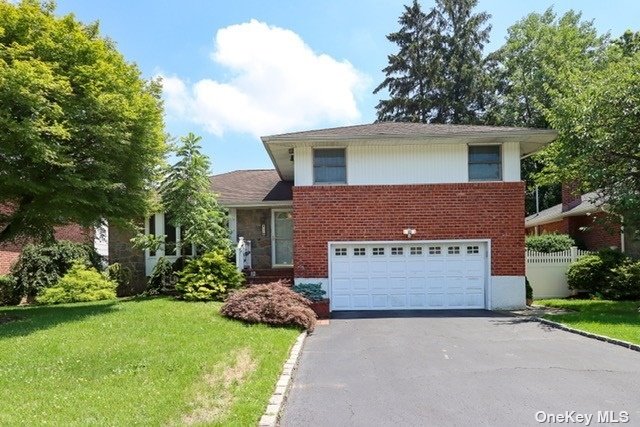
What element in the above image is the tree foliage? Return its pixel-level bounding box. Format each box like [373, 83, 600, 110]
[540, 46, 640, 227]
[0, 0, 166, 243]
[159, 133, 230, 253]
[374, 0, 491, 124]
[487, 8, 607, 215]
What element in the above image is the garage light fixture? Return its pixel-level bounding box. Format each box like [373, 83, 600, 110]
[403, 227, 416, 238]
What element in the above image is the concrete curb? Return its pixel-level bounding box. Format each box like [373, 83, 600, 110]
[533, 317, 640, 353]
[258, 331, 307, 427]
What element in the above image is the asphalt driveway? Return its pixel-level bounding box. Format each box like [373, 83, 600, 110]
[280, 311, 640, 427]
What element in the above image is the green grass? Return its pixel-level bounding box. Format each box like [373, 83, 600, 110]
[536, 299, 640, 345]
[0, 298, 300, 426]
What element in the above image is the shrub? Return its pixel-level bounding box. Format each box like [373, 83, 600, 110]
[606, 261, 640, 300]
[0, 275, 20, 306]
[567, 249, 628, 295]
[175, 251, 244, 301]
[221, 282, 316, 331]
[146, 257, 175, 295]
[525, 277, 533, 302]
[36, 263, 117, 305]
[292, 282, 326, 302]
[105, 263, 132, 294]
[525, 234, 575, 253]
[11, 240, 103, 299]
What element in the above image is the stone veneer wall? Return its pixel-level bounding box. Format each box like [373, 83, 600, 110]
[108, 225, 146, 295]
[236, 208, 273, 270]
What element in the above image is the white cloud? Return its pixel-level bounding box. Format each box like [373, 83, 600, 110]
[162, 19, 367, 137]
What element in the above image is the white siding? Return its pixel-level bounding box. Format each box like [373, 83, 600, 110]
[348, 144, 467, 185]
[502, 141, 521, 181]
[293, 143, 522, 186]
[294, 146, 313, 185]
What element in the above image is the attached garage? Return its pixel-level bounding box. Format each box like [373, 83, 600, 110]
[329, 241, 488, 311]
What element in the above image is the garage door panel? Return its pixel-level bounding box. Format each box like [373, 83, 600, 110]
[331, 242, 486, 311]
[389, 294, 406, 307]
[350, 260, 369, 276]
[371, 294, 388, 308]
[408, 293, 426, 307]
[352, 294, 370, 308]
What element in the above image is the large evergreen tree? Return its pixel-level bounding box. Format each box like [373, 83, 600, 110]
[374, 0, 491, 124]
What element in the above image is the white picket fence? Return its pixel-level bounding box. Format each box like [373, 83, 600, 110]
[525, 246, 592, 299]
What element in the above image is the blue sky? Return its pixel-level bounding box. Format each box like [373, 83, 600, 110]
[52, 0, 640, 175]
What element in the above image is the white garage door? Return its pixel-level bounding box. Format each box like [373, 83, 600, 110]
[330, 242, 487, 310]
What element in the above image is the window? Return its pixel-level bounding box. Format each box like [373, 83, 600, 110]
[181, 227, 193, 256]
[145, 213, 195, 257]
[354, 247, 366, 256]
[448, 246, 460, 255]
[372, 247, 385, 256]
[428, 246, 442, 255]
[410, 246, 423, 255]
[467, 245, 480, 254]
[314, 149, 346, 183]
[469, 145, 501, 181]
[391, 247, 403, 256]
[335, 248, 347, 256]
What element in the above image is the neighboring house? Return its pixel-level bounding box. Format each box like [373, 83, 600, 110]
[114, 122, 557, 310]
[525, 185, 625, 252]
[0, 224, 108, 275]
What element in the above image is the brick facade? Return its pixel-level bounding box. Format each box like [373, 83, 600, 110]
[0, 224, 94, 275]
[293, 182, 525, 278]
[525, 213, 621, 251]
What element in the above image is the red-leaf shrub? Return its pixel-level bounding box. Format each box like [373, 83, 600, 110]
[221, 281, 316, 331]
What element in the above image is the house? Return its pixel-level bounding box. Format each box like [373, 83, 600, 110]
[0, 224, 107, 275]
[114, 122, 557, 310]
[525, 185, 625, 252]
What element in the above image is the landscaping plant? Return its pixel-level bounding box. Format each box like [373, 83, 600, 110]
[567, 248, 629, 298]
[292, 283, 326, 302]
[175, 251, 244, 301]
[221, 282, 316, 331]
[146, 257, 177, 295]
[36, 263, 117, 305]
[105, 263, 132, 295]
[525, 234, 575, 253]
[0, 275, 20, 306]
[10, 241, 103, 301]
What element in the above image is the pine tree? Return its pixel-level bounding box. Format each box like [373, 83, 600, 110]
[374, 0, 492, 124]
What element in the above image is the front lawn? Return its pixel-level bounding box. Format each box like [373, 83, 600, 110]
[0, 298, 300, 426]
[536, 299, 640, 345]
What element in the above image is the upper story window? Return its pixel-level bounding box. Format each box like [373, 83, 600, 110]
[313, 148, 346, 184]
[468, 145, 502, 181]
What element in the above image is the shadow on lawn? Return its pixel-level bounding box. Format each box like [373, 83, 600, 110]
[0, 301, 119, 339]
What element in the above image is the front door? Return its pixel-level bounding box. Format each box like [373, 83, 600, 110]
[272, 210, 293, 266]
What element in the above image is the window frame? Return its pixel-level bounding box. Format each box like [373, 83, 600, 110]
[468, 144, 503, 182]
[313, 148, 347, 185]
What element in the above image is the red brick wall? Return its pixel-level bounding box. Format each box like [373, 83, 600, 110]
[293, 182, 525, 278]
[0, 224, 94, 274]
[525, 219, 569, 236]
[569, 213, 621, 251]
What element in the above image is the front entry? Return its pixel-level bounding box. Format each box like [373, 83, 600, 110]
[272, 210, 293, 266]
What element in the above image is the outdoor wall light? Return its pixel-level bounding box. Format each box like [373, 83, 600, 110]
[403, 228, 417, 238]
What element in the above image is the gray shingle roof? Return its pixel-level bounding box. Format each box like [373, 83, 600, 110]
[210, 170, 292, 206]
[525, 191, 603, 227]
[263, 122, 554, 141]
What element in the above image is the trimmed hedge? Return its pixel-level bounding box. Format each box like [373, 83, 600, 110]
[525, 234, 575, 253]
